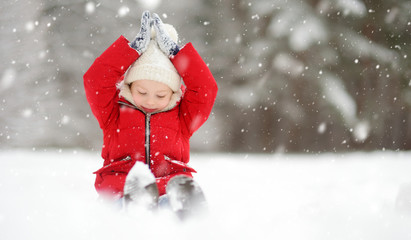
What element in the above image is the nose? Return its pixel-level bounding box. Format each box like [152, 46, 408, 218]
[146, 97, 155, 107]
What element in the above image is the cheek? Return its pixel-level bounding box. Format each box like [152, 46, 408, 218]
[132, 94, 142, 105]
[159, 98, 171, 107]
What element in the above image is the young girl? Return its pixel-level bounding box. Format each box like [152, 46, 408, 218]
[83, 11, 218, 217]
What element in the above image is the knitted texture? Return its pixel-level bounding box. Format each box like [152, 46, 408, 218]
[129, 11, 151, 55]
[152, 13, 180, 57]
[124, 23, 181, 92]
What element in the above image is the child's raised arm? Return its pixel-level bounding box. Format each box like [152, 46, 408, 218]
[151, 13, 218, 137]
[83, 12, 151, 129]
[172, 43, 218, 137]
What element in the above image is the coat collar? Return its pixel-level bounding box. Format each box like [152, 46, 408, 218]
[117, 80, 183, 114]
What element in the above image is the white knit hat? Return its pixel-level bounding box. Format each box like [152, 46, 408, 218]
[124, 24, 181, 92]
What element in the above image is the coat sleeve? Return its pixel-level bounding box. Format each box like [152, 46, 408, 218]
[83, 36, 140, 129]
[171, 43, 218, 137]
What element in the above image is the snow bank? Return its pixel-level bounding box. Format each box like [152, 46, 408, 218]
[1, 150, 411, 240]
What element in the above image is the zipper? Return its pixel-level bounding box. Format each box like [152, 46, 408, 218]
[118, 101, 154, 168]
[145, 113, 151, 167]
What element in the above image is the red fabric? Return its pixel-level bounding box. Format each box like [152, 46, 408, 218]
[84, 36, 218, 200]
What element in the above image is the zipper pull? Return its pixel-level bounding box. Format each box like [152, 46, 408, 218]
[121, 156, 132, 161]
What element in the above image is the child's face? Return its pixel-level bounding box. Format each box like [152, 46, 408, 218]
[130, 80, 173, 113]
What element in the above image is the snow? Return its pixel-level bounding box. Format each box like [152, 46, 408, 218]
[321, 73, 357, 124]
[125, 161, 156, 190]
[117, 6, 130, 17]
[85, 2, 96, 14]
[336, 0, 367, 17]
[1, 150, 411, 240]
[137, 0, 161, 10]
[318, 122, 327, 134]
[320, 73, 373, 142]
[289, 17, 327, 52]
[24, 21, 35, 32]
[0, 68, 16, 91]
[353, 120, 370, 142]
[273, 53, 304, 77]
[317, 0, 367, 17]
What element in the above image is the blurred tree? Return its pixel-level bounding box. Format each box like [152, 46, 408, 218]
[173, 0, 411, 153]
[0, 0, 143, 149]
[1, 0, 410, 153]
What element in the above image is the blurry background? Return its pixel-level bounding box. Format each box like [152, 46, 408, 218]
[0, 0, 410, 153]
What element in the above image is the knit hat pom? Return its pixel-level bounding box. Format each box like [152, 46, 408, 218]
[124, 24, 181, 92]
[151, 23, 178, 43]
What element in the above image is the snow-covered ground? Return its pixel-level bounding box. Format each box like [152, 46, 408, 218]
[1, 150, 411, 240]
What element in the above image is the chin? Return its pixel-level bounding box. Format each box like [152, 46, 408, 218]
[142, 107, 158, 113]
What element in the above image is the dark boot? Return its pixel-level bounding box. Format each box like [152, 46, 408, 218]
[166, 175, 207, 220]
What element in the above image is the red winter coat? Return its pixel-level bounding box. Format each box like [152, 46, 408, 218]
[83, 36, 218, 200]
